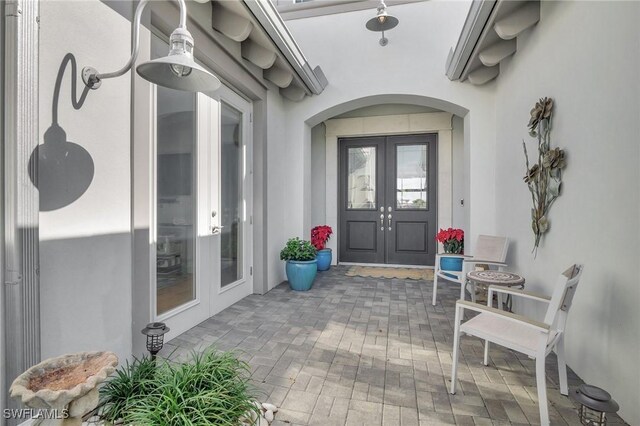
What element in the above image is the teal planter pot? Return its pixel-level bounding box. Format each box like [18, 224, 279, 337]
[440, 256, 463, 279]
[286, 259, 318, 291]
[316, 249, 332, 271]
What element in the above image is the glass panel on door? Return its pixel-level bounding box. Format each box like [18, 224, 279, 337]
[347, 146, 377, 209]
[395, 144, 428, 210]
[156, 83, 197, 315]
[220, 103, 243, 287]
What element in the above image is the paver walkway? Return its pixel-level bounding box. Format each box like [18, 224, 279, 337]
[160, 267, 626, 425]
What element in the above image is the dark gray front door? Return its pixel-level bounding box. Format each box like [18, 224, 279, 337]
[339, 134, 437, 266]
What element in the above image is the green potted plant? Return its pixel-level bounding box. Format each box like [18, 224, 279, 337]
[311, 225, 333, 271]
[280, 237, 317, 291]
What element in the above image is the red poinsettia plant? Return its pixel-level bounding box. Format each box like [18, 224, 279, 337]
[435, 228, 464, 254]
[311, 225, 333, 250]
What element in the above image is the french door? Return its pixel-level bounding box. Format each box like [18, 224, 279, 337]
[151, 35, 252, 336]
[339, 134, 437, 266]
[208, 86, 253, 316]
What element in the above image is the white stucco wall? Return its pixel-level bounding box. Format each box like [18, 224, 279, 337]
[310, 123, 326, 227]
[493, 2, 640, 423]
[451, 115, 465, 229]
[38, 1, 133, 362]
[266, 89, 289, 288]
[284, 0, 497, 251]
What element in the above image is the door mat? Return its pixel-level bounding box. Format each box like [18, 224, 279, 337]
[345, 266, 434, 281]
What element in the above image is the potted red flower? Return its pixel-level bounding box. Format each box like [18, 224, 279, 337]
[435, 228, 464, 271]
[311, 225, 333, 271]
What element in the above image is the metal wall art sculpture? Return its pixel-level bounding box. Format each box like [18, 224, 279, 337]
[522, 97, 566, 255]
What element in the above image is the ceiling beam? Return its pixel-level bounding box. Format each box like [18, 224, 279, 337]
[211, 2, 253, 42]
[264, 65, 294, 89]
[479, 39, 517, 67]
[445, 0, 497, 81]
[241, 39, 277, 70]
[494, 1, 540, 40]
[467, 65, 499, 85]
[280, 83, 306, 102]
[242, 0, 327, 95]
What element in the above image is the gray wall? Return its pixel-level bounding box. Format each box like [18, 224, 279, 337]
[310, 123, 326, 227]
[451, 115, 464, 228]
[493, 2, 640, 423]
[38, 0, 133, 362]
[266, 89, 289, 288]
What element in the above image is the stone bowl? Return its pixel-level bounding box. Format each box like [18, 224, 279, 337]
[10, 351, 118, 424]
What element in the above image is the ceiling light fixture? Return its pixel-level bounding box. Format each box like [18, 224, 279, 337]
[82, 0, 221, 92]
[365, 0, 399, 47]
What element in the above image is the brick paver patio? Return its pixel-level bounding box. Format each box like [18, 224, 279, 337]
[160, 266, 626, 425]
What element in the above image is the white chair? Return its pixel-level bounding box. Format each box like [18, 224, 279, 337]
[432, 235, 509, 306]
[450, 264, 584, 426]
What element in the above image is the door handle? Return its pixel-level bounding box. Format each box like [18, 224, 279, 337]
[380, 214, 384, 228]
[387, 214, 392, 230]
[212, 225, 224, 235]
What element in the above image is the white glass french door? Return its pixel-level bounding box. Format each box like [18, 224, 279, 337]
[209, 85, 253, 315]
[152, 85, 214, 337]
[149, 34, 253, 337]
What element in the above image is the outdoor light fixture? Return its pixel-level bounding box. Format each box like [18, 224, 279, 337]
[82, 0, 220, 92]
[365, 0, 399, 47]
[571, 384, 619, 425]
[141, 322, 170, 359]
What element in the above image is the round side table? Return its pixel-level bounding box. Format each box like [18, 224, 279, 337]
[466, 270, 525, 311]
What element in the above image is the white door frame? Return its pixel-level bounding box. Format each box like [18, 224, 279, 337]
[149, 87, 216, 338]
[208, 85, 254, 316]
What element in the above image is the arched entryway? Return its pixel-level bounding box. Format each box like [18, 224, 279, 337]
[304, 95, 469, 267]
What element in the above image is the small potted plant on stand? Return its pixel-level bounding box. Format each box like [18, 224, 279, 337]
[280, 237, 318, 291]
[435, 228, 464, 272]
[311, 225, 333, 271]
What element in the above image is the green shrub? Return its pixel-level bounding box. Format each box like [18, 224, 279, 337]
[279, 237, 317, 261]
[99, 350, 259, 425]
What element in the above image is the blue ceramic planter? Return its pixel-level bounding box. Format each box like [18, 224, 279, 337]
[286, 259, 318, 291]
[316, 249, 332, 271]
[440, 256, 463, 279]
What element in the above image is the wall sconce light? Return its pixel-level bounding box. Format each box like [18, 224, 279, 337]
[571, 384, 619, 425]
[82, 0, 220, 92]
[365, 0, 399, 47]
[141, 322, 170, 359]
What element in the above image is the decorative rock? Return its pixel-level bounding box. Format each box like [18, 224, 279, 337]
[262, 402, 278, 413]
[264, 410, 274, 422]
[259, 416, 269, 426]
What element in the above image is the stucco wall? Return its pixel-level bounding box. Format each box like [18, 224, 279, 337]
[38, 1, 133, 362]
[310, 124, 326, 227]
[266, 89, 289, 288]
[284, 0, 497, 251]
[494, 2, 640, 423]
[451, 115, 465, 228]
